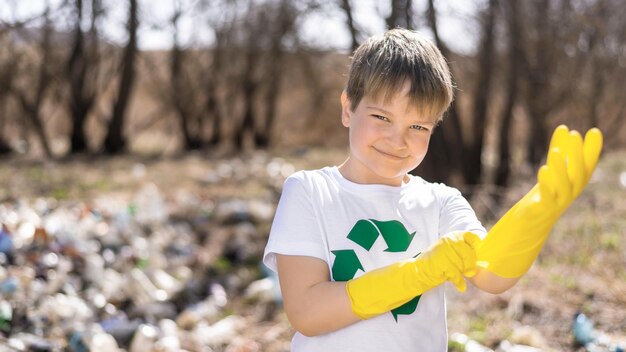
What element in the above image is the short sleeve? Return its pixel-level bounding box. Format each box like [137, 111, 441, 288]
[263, 174, 327, 272]
[437, 185, 487, 239]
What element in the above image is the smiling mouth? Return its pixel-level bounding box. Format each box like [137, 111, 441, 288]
[373, 147, 408, 160]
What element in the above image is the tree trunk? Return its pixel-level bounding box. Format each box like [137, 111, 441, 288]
[386, 0, 414, 30]
[339, 0, 360, 52]
[68, 0, 100, 154]
[0, 140, 10, 154]
[103, 0, 138, 155]
[255, 1, 294, 149]
[297, 48, 326, 124]
[234, 18, 262, 151]
[15, 8, 54, 158]
[526, 106, 549, 167]
[171, 33, 201, 150]
[255, 54, 282, 148]
[170, 7, 202, 151]
[206, 84, 222, 146]
[418, 0, 464, 185]
[465, 0, 497, 185]
[205, 28, 226, 147]
[234, 81, 257, 151]
[495, 0, 521, 189]
[525, 0, 551, 168]
[586, 0, 607, 129]
[68, 0, 94, 154]
[0, 52, 16, 155]
[416, 125, 451, 182]
[0, 97, 12, 154]
[18, 96, 52, 158]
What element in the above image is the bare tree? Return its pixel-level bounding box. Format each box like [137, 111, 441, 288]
[138, 0, 228, 152]
[205, 28, 225, 147]
[293, 41, 327, 128]
[464, 0, 497, 185]
[68, 0, 102, 154]
[254, 0, 298, 148]
[232, 0, 301, 151]
[0, 29, 16, 154]
[103, 0, 138, 154]
[598, 0, 626, 143]
[585, 2, 606, 129]
[523, 0, 554, 167]
[13, 6, 55, 158]
[233, 27, 260, 151]
[338, 0, 360, 51]
[169, 1, 203, 150]
[0, 73, 14, 154]
[495, 0, 522, 189]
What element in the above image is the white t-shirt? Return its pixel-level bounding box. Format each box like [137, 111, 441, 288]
[263, 166, 486, 352]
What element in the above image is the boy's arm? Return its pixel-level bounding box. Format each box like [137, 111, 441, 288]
[276, 254, 360, 336]
[468, 268, 520, 294]
[276, 231, 479, 336]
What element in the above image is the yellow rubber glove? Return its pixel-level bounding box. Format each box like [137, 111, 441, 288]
[476, 125, 603, 278]
[346, 231, 480, 319]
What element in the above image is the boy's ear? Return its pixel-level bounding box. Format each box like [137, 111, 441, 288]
[341, 90, 352, 127]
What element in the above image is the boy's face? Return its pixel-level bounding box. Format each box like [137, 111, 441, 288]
[340, 81, 435, 186]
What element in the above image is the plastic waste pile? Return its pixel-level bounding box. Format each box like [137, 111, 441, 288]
[0, 177, 283, 351]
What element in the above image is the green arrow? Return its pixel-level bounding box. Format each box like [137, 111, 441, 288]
[391, 295, 421, 321]
[391, 251, 421, 321]
[331, 250, 364, 281]
[369, 220, 415, 252]
[347, 220, 379, 250]
[341, 220, 421, 321]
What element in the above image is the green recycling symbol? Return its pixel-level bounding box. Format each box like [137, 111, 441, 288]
[331, 219, 421, 321]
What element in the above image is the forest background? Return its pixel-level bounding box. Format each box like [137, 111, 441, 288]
[1, 0, 624, 187]
[0, 0, 625, 351]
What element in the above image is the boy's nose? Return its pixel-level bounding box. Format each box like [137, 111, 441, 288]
[385, 128, 407, 149]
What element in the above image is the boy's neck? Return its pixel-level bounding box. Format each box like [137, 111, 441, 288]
[338, 157, 409, 187]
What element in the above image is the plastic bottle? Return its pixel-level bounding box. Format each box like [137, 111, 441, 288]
[128, 268, 167, 305]
[129, 324, 158, 352]
[573, 313, 625, 352]
[155, 319, 180, 351]
[574, 313, 597, 345]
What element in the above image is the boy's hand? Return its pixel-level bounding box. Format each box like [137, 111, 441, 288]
[476, 125, 603, 278]
[416, 231, 481, 292]
[346, 231, 480, 319]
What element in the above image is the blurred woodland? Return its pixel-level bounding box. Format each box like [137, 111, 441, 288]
[1, 0, 625, 190]
[1, 2, 625, 350]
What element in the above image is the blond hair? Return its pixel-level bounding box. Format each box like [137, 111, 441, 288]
[345, 28, 454, 123]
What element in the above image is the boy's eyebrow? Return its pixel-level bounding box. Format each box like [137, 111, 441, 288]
[366, 106, 435, 125]
[366, 106, 394, 116]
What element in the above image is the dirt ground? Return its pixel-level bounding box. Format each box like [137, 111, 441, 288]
[1, 147, 624, 351]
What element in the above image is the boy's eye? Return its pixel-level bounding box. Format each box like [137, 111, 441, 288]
[373, 115, 389, 122]
[410, 125, 429, 131]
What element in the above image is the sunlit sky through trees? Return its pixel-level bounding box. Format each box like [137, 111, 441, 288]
[1, 0, 479, 53]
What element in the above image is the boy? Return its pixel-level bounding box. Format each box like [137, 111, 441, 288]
[263, 28, 602, 351]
